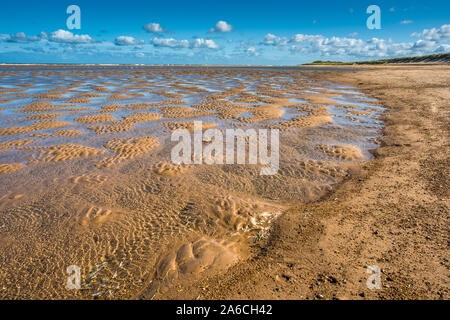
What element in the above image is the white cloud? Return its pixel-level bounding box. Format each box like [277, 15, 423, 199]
[1, 32, 41, 43]
[49, 29, 95, 44]
[268, 29, 450, 59]
[144, 23, 165, 33]
[209, 21, 233, 33]
[150, 37, 219, 50]
[151, 37, 189, 48]
[246, 47, 259, 56]
[114, 36, 144, 46]
[411, 40, 435, 50]
[411, 24, 450, 42]
[435, 44, 450, 52]
[389, 7, 395, 12]
[401, 20, 413, 25]
[259, 24, 448, 61]
[191, 38, 219, 49]
[261, 33, 288, 46]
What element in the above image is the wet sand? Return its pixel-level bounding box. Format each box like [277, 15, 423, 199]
[0, 65, 444, 300]
[162, 65, 449, 300]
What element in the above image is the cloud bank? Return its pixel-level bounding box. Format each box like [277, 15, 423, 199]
[115, 36, 144, 46]
[150, 37, 219, 49]
[262, 24, 450, 59]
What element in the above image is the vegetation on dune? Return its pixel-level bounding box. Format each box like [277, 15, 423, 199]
[303, 53, 450, 65]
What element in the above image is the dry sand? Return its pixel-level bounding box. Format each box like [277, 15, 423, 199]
[157, 65, 449, 300]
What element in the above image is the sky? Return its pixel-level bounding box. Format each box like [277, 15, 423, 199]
[0, 0, 449, 65]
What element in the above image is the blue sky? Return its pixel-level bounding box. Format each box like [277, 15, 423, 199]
[0, 0, 449, 65]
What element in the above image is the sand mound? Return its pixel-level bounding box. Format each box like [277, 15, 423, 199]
[32, 144, 105, 163]
[26, 133, 52, 138]
[123, 112, 161, 123]
[0, 139, 35, 150]
[96, 136, 159, 167]
[74, 114, 116, 124]
[53, 130, 82, 136]
[66, 97, 90, 104]
[347, 110, 372, 117]
[0, 120, 69, 135]
[99, 104, 122, 112]
[107, 94, 131, 100]
[0, 163, 26, 174]
[90, 85, 109, 92]
[32, 93, 62, 100]
[88, 121, 135, 134]
[88, 113, 160, 134]
[25, 113, 65, 120]
[163, 121, 218, 131]
[149, 238, 239, 295]
[124, 103, 154, 110]
[301, 93, 339, 105]
[160, 106, 213, 119]
[152, 161, 189, 177]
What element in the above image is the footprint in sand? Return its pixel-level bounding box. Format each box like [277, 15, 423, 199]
[208, 196, 282, 233]
[80, 206, 114, 226]
[69, 174, 108, 187]
[210, 196, 252, 232]
[316, 144, 363, 160]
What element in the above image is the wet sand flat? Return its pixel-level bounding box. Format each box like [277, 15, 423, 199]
[0, 66, 385, 299]
[169, 65, 449, 300]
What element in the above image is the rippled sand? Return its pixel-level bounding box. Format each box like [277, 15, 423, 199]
[0, 66, 383, 299]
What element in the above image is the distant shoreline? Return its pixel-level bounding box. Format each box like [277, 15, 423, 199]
[303, 52, 450, 65]
[0, 63, 341, 67]
[1, 54, 448, 70]
[0, 64, 361, 71]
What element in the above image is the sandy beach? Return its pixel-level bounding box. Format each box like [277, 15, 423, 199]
[0, 65, 447, 300]
[156, 65, 449, 300]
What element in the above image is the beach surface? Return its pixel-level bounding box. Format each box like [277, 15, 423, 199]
[0, 65, 447, 300]
[155, 65, 450, 300]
